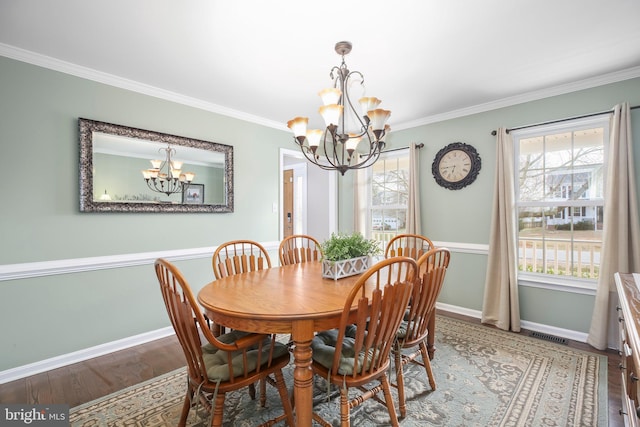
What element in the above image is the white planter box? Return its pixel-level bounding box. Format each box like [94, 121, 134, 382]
[322, 256, 370, 280]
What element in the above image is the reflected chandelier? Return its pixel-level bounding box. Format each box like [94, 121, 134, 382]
[287, 41, 391, 175]
[141, 143, 196, 197]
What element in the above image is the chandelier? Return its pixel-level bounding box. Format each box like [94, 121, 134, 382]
[287, 41, 391, 175]
[141, 143, 195, 197]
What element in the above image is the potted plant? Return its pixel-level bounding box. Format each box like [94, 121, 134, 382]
[321, 232, 382, 280]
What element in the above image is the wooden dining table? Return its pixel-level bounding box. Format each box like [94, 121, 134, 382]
[197, 260, 436, 426]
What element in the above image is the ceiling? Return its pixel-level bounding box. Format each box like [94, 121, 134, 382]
[1, 1, 639, 132]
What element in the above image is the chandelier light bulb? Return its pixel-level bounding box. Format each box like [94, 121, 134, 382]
[319, 104, 343, 128]
[319, 88, 342, 106]
[306, 129, 323, 148]
[359, 97, 382, 118]
[367, 108, 391, 131]
[345, 134, 362, 152]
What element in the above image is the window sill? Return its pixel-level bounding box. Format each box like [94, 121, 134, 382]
[518, 272, 597, 296]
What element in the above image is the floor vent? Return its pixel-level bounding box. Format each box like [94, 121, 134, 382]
[529, 331, 568, 345]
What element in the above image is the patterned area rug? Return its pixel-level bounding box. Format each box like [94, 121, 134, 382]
[69, 316, 607, 426]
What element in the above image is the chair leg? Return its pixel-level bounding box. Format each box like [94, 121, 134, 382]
[419, 342, 436, 390]
[340, 387, 350, 427]
[273, 370, 295, 426]
[210, 392, 226, 427]
[394, 350, 407, 419]
[178, 387, 193, 427]
[259, 378, 267, 407]
[248, 383, 256, 400]
[381, 374, 400, 427]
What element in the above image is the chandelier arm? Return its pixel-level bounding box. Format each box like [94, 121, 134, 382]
[326, 131, 349, 169]
[342, 71, 369, 138]
[297, 142, 325, 168]
[349, 148, 384, 170]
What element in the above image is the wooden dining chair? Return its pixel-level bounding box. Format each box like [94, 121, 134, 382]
[154, 258, 294, 427]
[392, 247, 450, 418]
[309, 256, 418, 427]
[278, 234, 323, 265]
[212, 240, 272, 279]
[384, 233, 435, 260]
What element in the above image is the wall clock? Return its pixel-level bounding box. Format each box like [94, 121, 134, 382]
[431, 142, 481, 190]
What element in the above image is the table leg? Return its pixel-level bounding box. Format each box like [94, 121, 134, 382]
[427, 310, 436, 360]
[291, 320, 314, 427]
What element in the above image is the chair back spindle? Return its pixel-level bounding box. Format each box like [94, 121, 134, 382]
[213, 240, 272, 279]
[279, 234, 323, 266]
[384, 233, 434, 260]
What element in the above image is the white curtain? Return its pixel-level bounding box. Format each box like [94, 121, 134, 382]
[406, 142, 422, 235]
[587, 102, 640, 350]
[481, 128, 521, 332]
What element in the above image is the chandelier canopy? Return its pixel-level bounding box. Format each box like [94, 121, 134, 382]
[287, 41, 391, 175]
[141, 143, 195, 197]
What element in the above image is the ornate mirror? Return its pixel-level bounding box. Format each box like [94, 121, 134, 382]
[79, 118, 234, 213]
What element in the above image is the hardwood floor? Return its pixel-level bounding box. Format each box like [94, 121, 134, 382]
[0, 311, 624, 426]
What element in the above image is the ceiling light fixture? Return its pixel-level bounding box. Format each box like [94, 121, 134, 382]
[141, 143, 195, 197]
[287, 41, 391, 175]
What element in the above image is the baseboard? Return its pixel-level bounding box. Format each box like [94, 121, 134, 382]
[436, 302, 589, 344]
[0, 327, 175, 385]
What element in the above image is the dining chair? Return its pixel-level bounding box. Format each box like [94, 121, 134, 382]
[279, 234, 323, 265]
[154, 258, 294, 427]
[392, 247, 450, 418]
[309, 256, 418, 427]
[384, 233, 435, 260]
[211, 239, 273, 397]
[212, 240, 272, 279]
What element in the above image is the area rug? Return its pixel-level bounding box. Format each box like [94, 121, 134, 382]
[69, 316, 608, 426]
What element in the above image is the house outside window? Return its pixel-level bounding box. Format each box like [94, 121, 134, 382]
[366, 150, 410, 248]
[513, 115, 608, 288]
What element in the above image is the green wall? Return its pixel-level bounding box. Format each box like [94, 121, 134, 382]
[1, 53, 639, 372]
[339, 77, 640, 334]
[0, 56, 291, 370]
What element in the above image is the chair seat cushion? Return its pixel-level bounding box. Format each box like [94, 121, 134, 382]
[201, 330, 289, 381]
[396, 320, 411, 339]
[311, 327, 376, 375]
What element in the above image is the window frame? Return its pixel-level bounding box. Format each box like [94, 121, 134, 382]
[363, 148, 410, 244]
[512, 114, 609, 293]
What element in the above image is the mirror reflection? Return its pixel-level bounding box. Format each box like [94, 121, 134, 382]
[79, 118, 234, 213]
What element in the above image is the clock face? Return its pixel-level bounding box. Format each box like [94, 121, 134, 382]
[432, 142, 481, 190]
[438, 149, 471, 183]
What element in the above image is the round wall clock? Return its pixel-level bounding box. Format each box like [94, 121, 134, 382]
[432, 142, 481, 190]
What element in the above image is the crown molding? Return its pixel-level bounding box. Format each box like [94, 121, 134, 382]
[0, 43, 285, 130]
[2, 43, 638, 133]
[393, 66, 640, 131]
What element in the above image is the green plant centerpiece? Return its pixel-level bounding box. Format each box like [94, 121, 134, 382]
[321, 232, 381, 280]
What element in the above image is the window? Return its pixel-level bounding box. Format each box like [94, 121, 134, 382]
[366, 150, 410, 248]
[513, 116, 608, 283]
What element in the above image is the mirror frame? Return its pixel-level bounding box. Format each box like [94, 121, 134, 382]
[79, 118, 234, 213]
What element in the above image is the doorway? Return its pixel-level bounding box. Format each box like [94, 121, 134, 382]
[279, 148, 337, 242]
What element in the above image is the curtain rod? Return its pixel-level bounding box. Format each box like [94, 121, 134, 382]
[382, 143, 424, 154]
[490, 104, 640, 135]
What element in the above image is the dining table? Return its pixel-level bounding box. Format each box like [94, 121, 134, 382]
[197, 260, 436, 426]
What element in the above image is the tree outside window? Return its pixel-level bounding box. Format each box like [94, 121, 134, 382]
[368, 152, 410, 247]
[515, 118, 607, 280]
